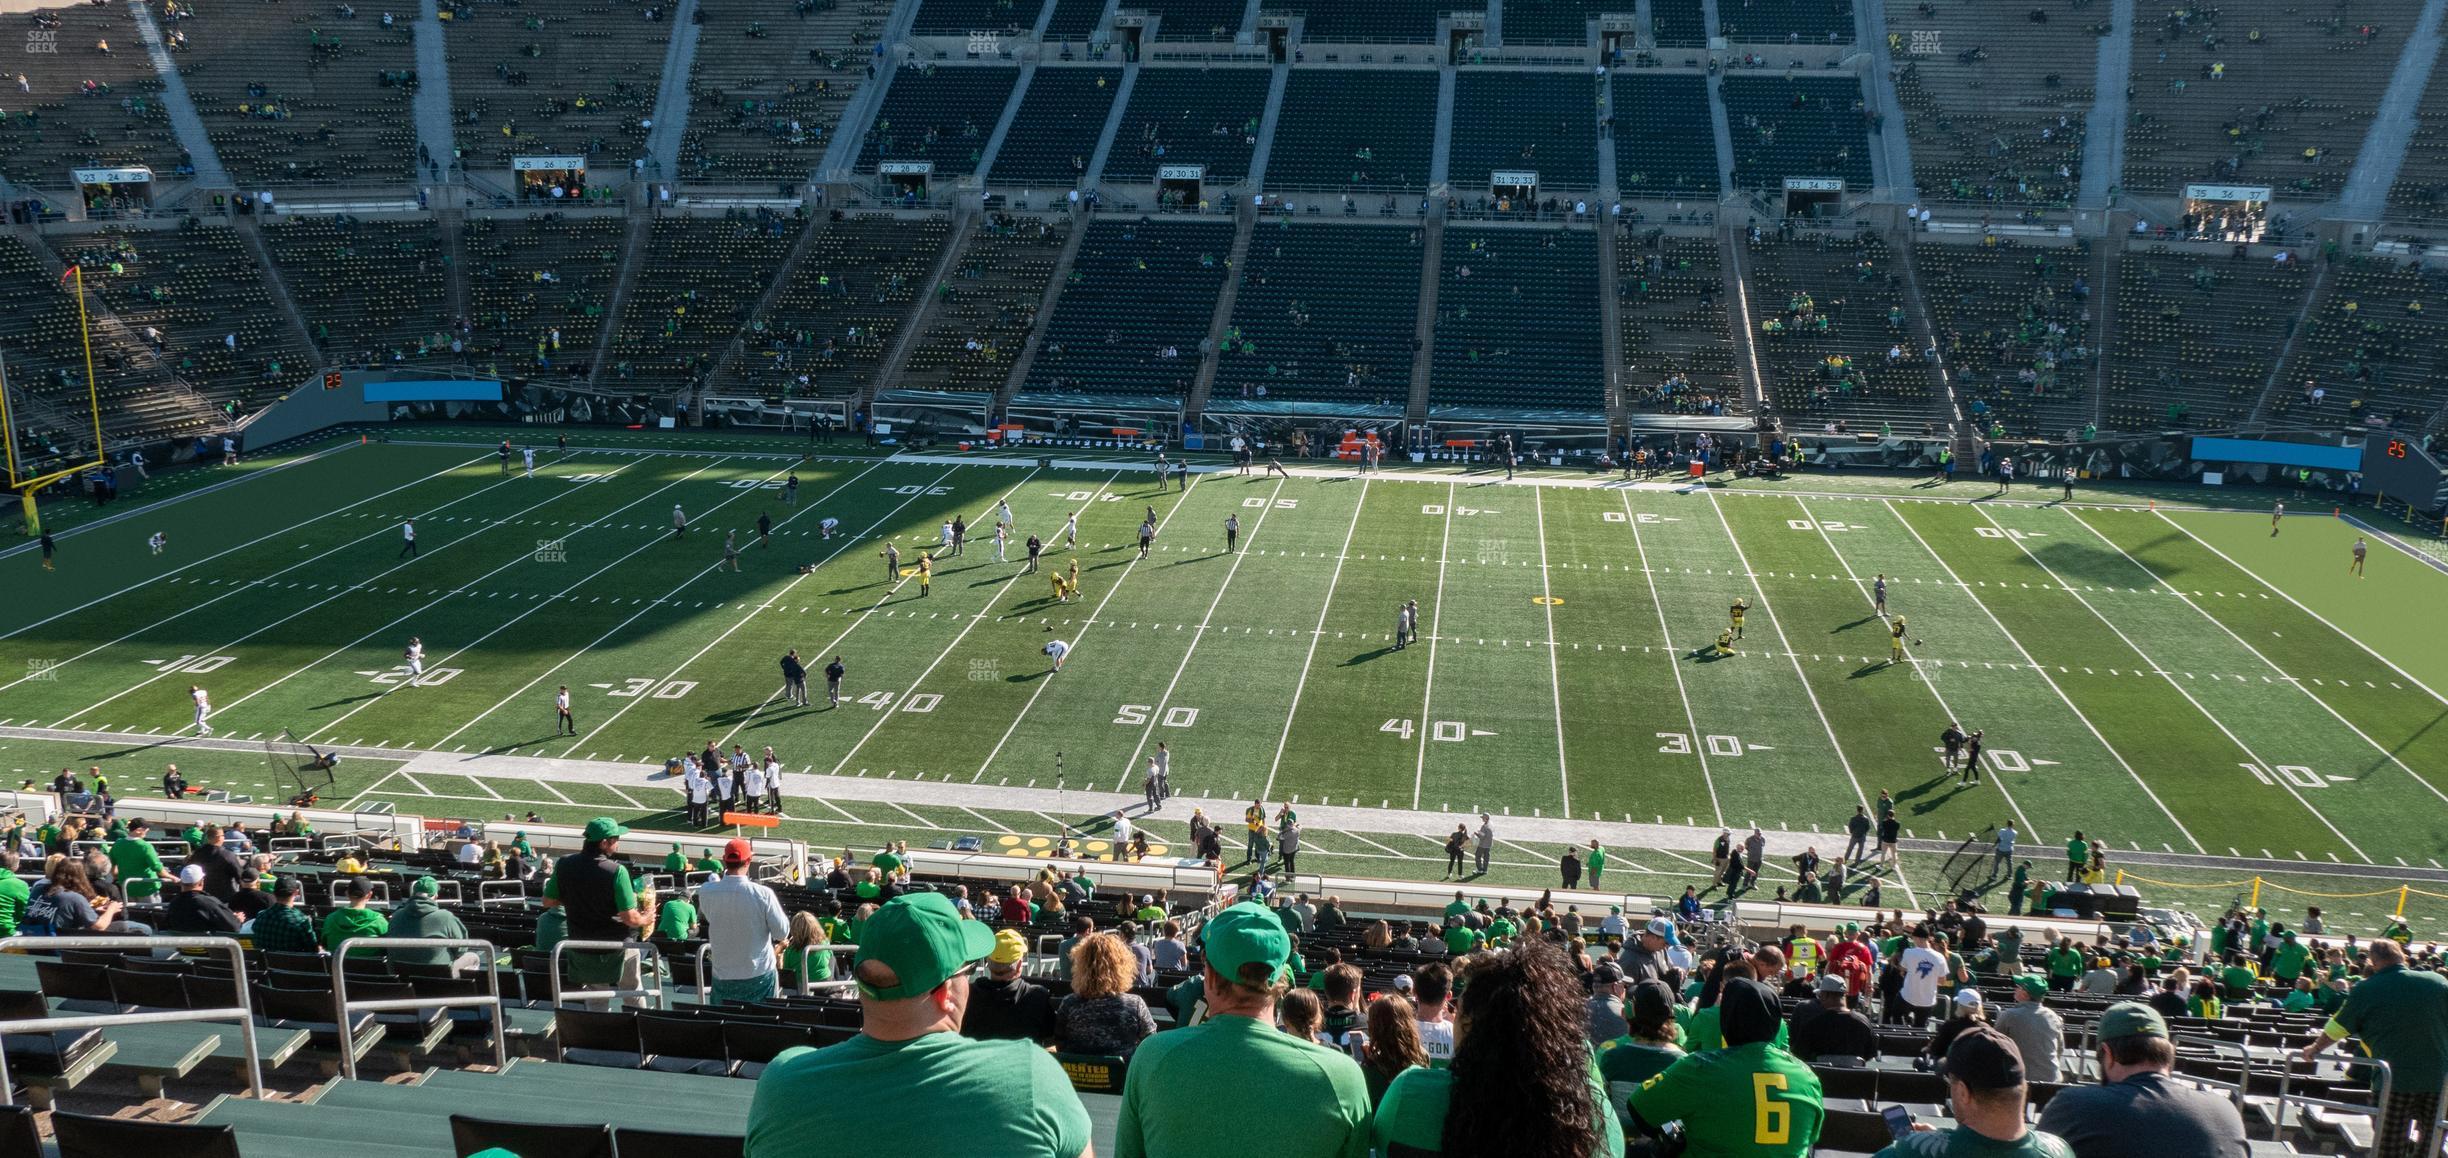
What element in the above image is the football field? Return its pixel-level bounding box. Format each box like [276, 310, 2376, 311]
[6, 427, 2448, 922]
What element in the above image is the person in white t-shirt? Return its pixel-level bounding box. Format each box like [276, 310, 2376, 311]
[522, 447, 536, 476]
[1043, 639, 1070, 672]
[743, 761, 768, 815]
[555, 685, 575, 735]
[403, 637, 425, 681]
[1412, 962, 1456, 1062]
[148, 531, 166, 555]
[1897, 925, 1949, 1025]
[189, 684, 214, 736]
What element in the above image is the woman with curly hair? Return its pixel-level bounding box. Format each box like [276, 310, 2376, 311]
[780, 910, 833, 985]
[1055, 933, 1157, 1057]
[1372, 937, 1622, 1156]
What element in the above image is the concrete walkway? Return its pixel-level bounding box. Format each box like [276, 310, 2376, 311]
[640, 0, 702, 179]
[127, 0, 228, 187]
[2076, 0, 2134, 210]
[2338, 0, 2448, 221]
[411, 0, 456, 184]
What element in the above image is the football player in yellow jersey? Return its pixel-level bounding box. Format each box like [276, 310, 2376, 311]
[1730, 597, 1750, 639]
[1890, 615, 1909, 664]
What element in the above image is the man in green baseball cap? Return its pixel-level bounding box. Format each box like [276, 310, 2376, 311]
[1113, 902, 1370, 1158]
[387, 875, 471, 970]
[1995, 976, 2064, 1085]
[541, 818, 647, 1004]
[744, 893, 1089, 1158]
[2040, 1001, 2248, 1157]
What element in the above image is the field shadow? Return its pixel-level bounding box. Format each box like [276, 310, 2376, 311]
[1341, 646, 1397, 666]
[1835, 615, 1882, 632]
[78, 737, 185, 761]
[1005, 669, 1055, 683]
[309, 692, 385, 709]
[1847, 660, 1894, 678]
[481, 735, 563, 755]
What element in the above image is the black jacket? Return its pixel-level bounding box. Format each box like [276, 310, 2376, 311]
[963, 975, 1057, 1044]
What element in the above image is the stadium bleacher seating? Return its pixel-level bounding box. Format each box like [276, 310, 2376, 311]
[0, 233, 192, 447]
[1430, 225, 1605, 410]
[1263, 70, 1439, 193]
[986, 66, 1122, 188]
[855, 64, 1019, 177]
[1448, 72, 1602, 193]
[258, 217, 451, 364]
[1914, 238, 2096, 439]
[2122, 0, 2398, 199]
[1611, 74, 1721, 198]
[177, 1, 420, 185]
[2102, 247, 2311, 431]
[462, 214, 624, 375]
[912, 0, 1043, 39]
[1025, 216, 1236, 396]
[1214, 220, 1424, 405]
[1100, 67, 1272, 187]
[1716, 0, 1856, 45]
[2266, 257, 2446, 432]
[1143, 0, 1249, 41]
[1272, 0, 1452, 43]
[1042, 0, 1110, 40]
[678, 3, 882, 181]
[1502, 0, 1604, 46]
[1722, 74, 1876, 192]
[59, 225, 311, 418]
[747, 212, 953, 396]
[606, 215, 799, 390]
[1652, 0, 1711, 48]
[1883, 0, 2092, 207]
[1742, 230, 1937, 428]
[1618, 229, 1741, 411]
[0, 3, 185, 190]
[2386, 68, 2448, 224]
[902, 214, 1072, 390]
[442, 0, 669, 172]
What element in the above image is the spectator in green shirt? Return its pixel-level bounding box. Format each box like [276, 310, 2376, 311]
[691, 851, 723, 875]
[2220, 954, 2260, 1001]
[0, 850, 26, 936]
[2045, 939, 2084, 992]
[1630, 977, 1823, 1156]
[320, 877, 390, 957]
[1113, 903, 1371, 1158]
[663, 845, 687, 876]
[1585, 840, 1608, 889]
[1375, 938, 1622, 1156]
[388, 876, 471, 969]
[2066, 833, 2087, 880]
[654, 888, 699, 941]
[108, 819, 173, 901]
[2301, 937, 2448, 1158]
[742, 892, 1089, 1158]
[1442, 919, 1482, 957]
[2272, 932, 2313, 983]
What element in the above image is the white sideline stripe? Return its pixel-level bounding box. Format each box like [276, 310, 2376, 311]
[707, 468, 1047, 755]
[1889, 499, 2203, 853]
[430, 457, 901, 749]
[971, 473, 1199, 782]
[2155, 510, 2448, 708]
[1622, 490, 1726, 827]
[1261, 479, 1372, 802]
[302, 458, 737, 742]
[1114, 478, 1287, 793]
[2067, 508, 2448, 814]
[1409, 482, 1457, 810]
[44, 456, 656, 729]
[0, 447, 494, 665]
[1715, 493, 1921, 910]
[816, 468, 1096, 777]
[1974, 505, 2367, 861]
[1532, 488, 1574, 816]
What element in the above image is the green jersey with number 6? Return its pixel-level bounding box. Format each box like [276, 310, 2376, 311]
[1627, 1041, 1824, 1158]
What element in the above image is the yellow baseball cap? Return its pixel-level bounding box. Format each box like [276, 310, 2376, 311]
[989, 928, 1028, 965]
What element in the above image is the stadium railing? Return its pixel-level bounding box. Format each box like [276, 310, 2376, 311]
[330, 937, 510, 1080]
[550, 939, 671, 1010]
[684, 942, 860, 1003]
[0, 935, 263, 1104]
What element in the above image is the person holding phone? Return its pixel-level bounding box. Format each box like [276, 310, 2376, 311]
[1872, 1028, 2071, 1157]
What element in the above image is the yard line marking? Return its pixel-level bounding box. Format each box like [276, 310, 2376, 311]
[1622, 490, 1726, 827]
[396, 771, 433, 796]
[469, 776, 504, 800]
[606, 785, 648, 811]
[1409, 482, 1457, 809]
[435, 458, 904, 750]
[285, 458, 732, 741]
[806, 470, 1089, 776]
[46, 457, 661, 731]
[1532, 489, 1573, 816]
[1884, 500, 2203, 852]
[1974, 506, 2367, 860]
[880, 801, 944, 829]
[715, 469, 1058, 755]
[809, 798, 864, 823]
[342, 769, 400, 812]
[536, 780, 574, 805]
[2158, 512, 2448, 708]
[1720, 494, 1920, 909]
[1114, 479, 1287, 793]
[2065, 508, 2448, 814]
[1262, 479, 1372, 802]
[960, 807, 1014, 832]
[972, 472, 1201, 781]
[1, 451, 538, 696]
[0, 447, 492, 644]
[1342, 831, 1410, 858]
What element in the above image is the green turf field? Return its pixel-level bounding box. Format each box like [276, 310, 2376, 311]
[5, 428, 2448, 932]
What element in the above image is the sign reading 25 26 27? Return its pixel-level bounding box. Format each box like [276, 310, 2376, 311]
[25, 29, 59, 52]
